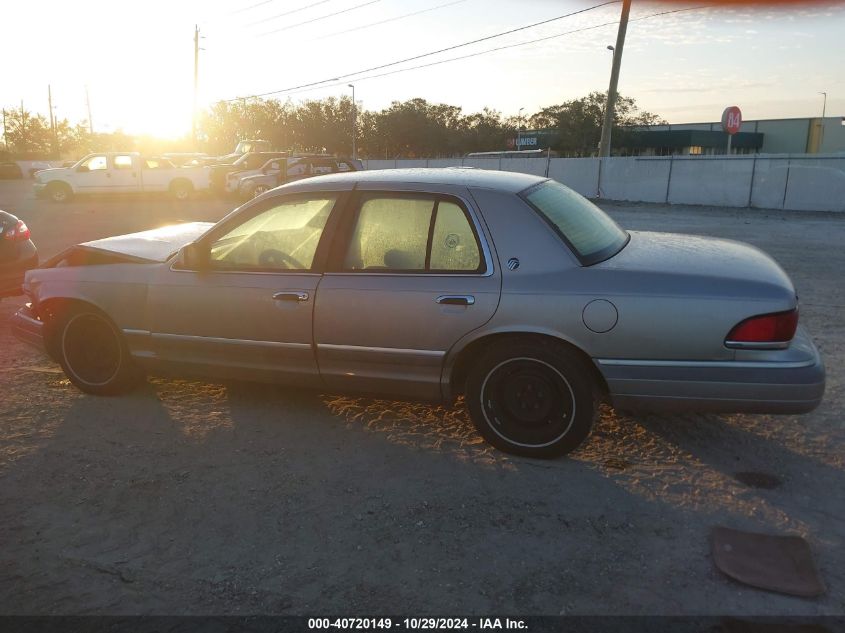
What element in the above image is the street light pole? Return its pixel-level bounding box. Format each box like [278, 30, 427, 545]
[517, 107, 524, 151]
[348, 84, 357, 160]
[193, 25, 200, 149]
[598, 0, 631, 157]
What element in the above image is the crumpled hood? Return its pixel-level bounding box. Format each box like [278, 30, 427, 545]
[80, 222, 214, 262]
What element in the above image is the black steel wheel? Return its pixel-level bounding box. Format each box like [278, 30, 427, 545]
[465, 339, 597, 458]
[55, 307, 141, 395]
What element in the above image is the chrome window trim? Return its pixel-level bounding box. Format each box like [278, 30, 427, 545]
[151, 332, 311, 350]
[318, 343, 445, 357]
[337, 190, 495, 278]
[596, 358, 816, 369]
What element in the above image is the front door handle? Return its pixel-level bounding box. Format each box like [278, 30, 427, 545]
[436, 295, 475, 306]
[273, 291, 309, 302]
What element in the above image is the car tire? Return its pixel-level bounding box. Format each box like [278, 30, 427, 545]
[465, 339, 597, 458]
[170, 179, 193, 201]
[47, 182, 73, 203]
[252, 184, 270, 198]
[53, 306, 141, 395]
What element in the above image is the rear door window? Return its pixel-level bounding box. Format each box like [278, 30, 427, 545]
[342, 194, 484, 273]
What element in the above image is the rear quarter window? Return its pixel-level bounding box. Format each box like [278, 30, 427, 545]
[521, 180, 628, 266]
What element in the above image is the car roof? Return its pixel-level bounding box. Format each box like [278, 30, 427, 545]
[284, 167, 547, 193]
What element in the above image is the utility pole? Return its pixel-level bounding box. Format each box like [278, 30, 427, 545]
[48, 84, 59, 158]
[193, 25, 200, 149]
[85, 85, 94, 135]
[2, 109, 6, 150]
[20, 100, 27, 152]
[818, 91, 827, 151]
[598, 0, 631, 158]
[348, 83, 357, 160]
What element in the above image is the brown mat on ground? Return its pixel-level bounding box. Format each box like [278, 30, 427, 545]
[711, 526, 826, 597]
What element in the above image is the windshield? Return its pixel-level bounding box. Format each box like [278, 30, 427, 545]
[521, 180, 628, 266]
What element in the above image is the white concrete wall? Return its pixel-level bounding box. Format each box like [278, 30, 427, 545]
[667, 157, 755, 208]
[361, 154, 845, 212]
[599, 158, 671, 204]
[547, 158, 599, 197]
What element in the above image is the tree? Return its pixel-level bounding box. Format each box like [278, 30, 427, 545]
[531, 92, 665, 156]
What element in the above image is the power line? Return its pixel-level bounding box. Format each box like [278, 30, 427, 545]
[244, 0, 334, 26]
[314, 0, 468, 41]
[279, 5, 712, 97]
[230, 0, 276, 16]
[225, 0, 620, 101]
[257, 0, 383, 36]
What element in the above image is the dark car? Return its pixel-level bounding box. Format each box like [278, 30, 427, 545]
[0, 162, 24, 179]
[0, 211, 37, 297]
[209, 151, 288, 193]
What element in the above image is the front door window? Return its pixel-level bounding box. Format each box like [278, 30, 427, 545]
[209, 195, 336, 271]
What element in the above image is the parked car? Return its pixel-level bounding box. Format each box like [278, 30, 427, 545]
[33, 153, 210, 202]
[11, 169, 825, 457]
[0, 162, 23, 179]
[237, 156, 360, 199]
[209, 151, 288, 194]
[0, 211, 37, 298]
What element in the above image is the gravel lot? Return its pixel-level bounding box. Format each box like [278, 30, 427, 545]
[0, 179, 843, 615]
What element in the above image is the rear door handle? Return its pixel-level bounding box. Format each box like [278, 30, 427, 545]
[436, 295, 475, 306]
[273, 291, 309, 302]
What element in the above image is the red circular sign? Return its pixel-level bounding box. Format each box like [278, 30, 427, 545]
[721, 106, 743, 135]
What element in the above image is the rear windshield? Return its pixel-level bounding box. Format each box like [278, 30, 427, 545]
[521, 180, 628, 265]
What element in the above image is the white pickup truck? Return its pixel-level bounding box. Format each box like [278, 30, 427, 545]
[33, 152, 211, 202]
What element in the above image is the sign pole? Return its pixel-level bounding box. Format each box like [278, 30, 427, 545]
[727, 134, 732, 155]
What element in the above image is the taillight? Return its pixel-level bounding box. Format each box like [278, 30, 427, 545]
[3, 220, 30, 241]
[726, 309, 798, 346]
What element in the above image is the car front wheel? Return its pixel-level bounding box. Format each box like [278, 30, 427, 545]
[465, 339, 597, 458]
[54, 307, 141, 395]
[47, 182, 72, 203]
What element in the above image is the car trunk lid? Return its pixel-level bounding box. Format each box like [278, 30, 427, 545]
[595, 230, 796, 302]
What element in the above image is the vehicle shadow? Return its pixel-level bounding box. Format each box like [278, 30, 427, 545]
[2, 370, 841, 615]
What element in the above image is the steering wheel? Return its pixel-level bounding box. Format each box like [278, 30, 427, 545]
[258, 249, 305, 269]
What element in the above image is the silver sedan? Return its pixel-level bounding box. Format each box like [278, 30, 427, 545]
[11, 168, 825, 458]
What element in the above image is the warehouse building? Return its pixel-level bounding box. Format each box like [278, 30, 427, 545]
[506, 116, 845, 157]
[618, 116, 845, 156]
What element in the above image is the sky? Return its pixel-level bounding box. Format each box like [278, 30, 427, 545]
[2, 0, 843, 138]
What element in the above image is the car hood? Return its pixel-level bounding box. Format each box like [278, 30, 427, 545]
[595, 230, 796, 301]
[36, 167, 70, 178]
[79, 222, 214, 262]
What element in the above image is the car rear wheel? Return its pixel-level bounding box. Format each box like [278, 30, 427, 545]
[170, 180, 193, 201]
[47, 182, 72, 203]
[465, 339, 597, 458]
[55, 307, 141, 395]
[253, 184, 270, 198]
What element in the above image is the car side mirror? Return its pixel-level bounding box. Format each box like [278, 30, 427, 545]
[178, 242, 210, 271]
[76, 165, 89, 173]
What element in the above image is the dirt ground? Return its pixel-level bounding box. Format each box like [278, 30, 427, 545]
[0, 180, 843, 615]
